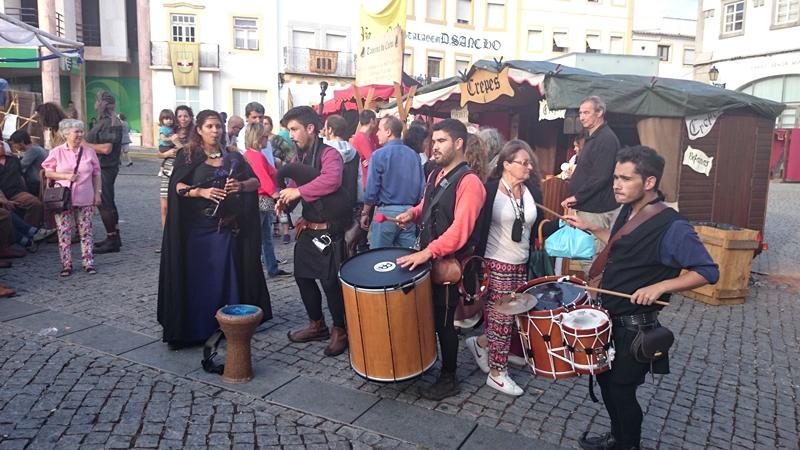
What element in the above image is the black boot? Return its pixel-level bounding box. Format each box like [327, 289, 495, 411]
[94, 232, 121, 254]
[578, 431, 615, 450]
[419, 372, 459, 401]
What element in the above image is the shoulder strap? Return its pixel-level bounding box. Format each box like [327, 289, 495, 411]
[588, 202, 668, 280]
[67, 147, 84, 189]
[420, 163, 471, 229]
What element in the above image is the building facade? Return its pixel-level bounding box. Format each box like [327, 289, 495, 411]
[694, 0, 800, 128]
[148, 1, 281, 132]
[0, 0, 140, 132]
[632, 17, 696, 79]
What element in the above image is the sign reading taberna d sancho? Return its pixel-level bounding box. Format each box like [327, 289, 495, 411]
[168, 42, 200, 87]
[356, 26, 404, 87]
[459, 67, 515, 107]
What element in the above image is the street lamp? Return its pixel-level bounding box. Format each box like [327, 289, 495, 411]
[318, 80, 329, 116]
[708, 66, 719, 82]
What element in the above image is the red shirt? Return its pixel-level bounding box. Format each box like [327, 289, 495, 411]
[410, 169, 486, 259]
[349, 131, 375, 189]
[244, 148, 277, 196]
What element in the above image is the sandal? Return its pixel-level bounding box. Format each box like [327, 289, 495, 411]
[84, 266, 97, 275]
[60, 268, 72, 277]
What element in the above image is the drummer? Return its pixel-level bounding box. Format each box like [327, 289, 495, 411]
[396, 119, 486, 401]
[467, 140, 549, 396]
[565, 146, 718, 450]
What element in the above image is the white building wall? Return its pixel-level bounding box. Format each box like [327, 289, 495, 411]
[149, 1, 281, 120]
[404, 0, 518, 81]
[631, 33, 695, 79]
[99, 0, 127, 60]
[517, 0, 633, 60]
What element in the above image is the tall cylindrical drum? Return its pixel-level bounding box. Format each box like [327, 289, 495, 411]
[339, 247, 436, 382]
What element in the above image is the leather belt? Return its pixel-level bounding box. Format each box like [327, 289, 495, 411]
[305, 221, 328, 231]
[612, 311, 659, 328]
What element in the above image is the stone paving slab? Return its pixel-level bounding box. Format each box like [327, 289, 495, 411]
[266, 375, 380, 424]
[6, 310, 98, 338]
[119, 341, 204, 376]
[354, 398, 476, 449]
[61, 324, 157, 355]
[187, 359, 298, 398]
[461, 424, 566, 450]
[0, 299, 46, 323]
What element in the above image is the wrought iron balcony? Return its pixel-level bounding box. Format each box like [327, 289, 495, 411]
[284, 46, 355, 78]
[150, 41, 220, 69]
[4, 7, 38, 27]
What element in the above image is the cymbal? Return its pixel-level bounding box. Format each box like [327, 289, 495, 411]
[495, 292, 538, 315]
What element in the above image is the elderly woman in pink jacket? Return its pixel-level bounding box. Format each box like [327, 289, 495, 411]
[42, 119, 102, 276]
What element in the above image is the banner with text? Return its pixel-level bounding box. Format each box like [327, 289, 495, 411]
[459, 67, 515, 107]
[356, 26, 404, 87]
[360, 0, 406, 41]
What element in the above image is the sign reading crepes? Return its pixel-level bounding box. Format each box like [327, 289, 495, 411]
[459, 67, 515, 107]
[685, 110, 723, 141]
[356, 26, 404, 87]
[683, 146, 714, 176]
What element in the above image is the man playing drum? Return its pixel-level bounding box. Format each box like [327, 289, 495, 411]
[565, 146, 719, 450]
[396, 119, 486, 400]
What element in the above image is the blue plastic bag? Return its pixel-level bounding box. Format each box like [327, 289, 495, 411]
[544, 220, 595, 260]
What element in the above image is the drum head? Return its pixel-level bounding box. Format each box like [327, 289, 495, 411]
[339, 247, 429, 289]
[561, 308, 607, 329]
[524, 281, 585, 311]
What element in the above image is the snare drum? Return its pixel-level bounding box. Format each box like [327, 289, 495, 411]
[339, 248, 436, 382]
[515, 275, 589, 379]
[559, 305, 614, 376]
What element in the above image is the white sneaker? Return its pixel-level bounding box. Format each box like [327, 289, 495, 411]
[465, 336, 490, 373]
[486, 371, 524, 396]
[507, 354, 528, 368]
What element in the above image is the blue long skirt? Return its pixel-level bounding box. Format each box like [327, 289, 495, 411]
[184, 216, 240, 342]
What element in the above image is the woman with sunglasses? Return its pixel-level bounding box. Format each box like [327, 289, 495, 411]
[467, 139, 546, 396]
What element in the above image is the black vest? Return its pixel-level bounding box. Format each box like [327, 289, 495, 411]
[418, 162, 472, 255]
[601, 205, 681, 317]
[299, 138, 351, 228]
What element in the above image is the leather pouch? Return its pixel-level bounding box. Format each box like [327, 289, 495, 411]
[630, 325, 674, 363]
[431, 256, 462, 285]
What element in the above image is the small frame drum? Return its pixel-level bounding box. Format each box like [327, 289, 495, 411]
[559, 305, 614, 376]
[339, 248, 436, 382]
[515, 275, 589, 379]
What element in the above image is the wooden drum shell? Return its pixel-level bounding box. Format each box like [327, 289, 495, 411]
[342, 274, 436, 382]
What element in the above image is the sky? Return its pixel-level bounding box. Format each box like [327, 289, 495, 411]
[634, 0, 698, 30]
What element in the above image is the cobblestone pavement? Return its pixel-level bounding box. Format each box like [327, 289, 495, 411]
[1, 158, 799, 449]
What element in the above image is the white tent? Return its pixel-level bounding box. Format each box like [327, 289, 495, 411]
[0, 12, 83, 62]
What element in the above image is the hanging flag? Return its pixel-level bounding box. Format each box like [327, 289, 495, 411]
[168, 42, 200, 87]
[360, 0, 406, 41]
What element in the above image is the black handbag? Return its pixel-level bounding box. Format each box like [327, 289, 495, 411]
[43, 146, 84, 212]
[630, 325, 674, 364]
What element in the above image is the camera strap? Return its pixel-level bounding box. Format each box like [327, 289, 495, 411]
[500, 178, 524, 221]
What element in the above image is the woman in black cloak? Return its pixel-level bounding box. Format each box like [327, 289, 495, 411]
[158, 110, 272, 349]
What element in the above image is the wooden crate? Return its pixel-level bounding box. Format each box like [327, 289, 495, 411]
[682, 224, 759, 305]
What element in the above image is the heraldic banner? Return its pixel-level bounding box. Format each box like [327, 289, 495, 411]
[168, 42, 200, 87]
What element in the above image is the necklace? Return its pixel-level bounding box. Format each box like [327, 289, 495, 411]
[206, 151, 222, 159]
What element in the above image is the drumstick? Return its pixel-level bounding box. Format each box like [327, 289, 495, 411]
[534, 202, 567, 220]
[581, 285, 670, 307]
[373, 212, 401, 224]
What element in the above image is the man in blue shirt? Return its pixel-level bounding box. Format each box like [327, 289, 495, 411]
[360, 116, 425, 248]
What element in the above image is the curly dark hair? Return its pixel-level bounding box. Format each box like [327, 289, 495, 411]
[184, 110, 222, 164]
[35, 102, 67, 130]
